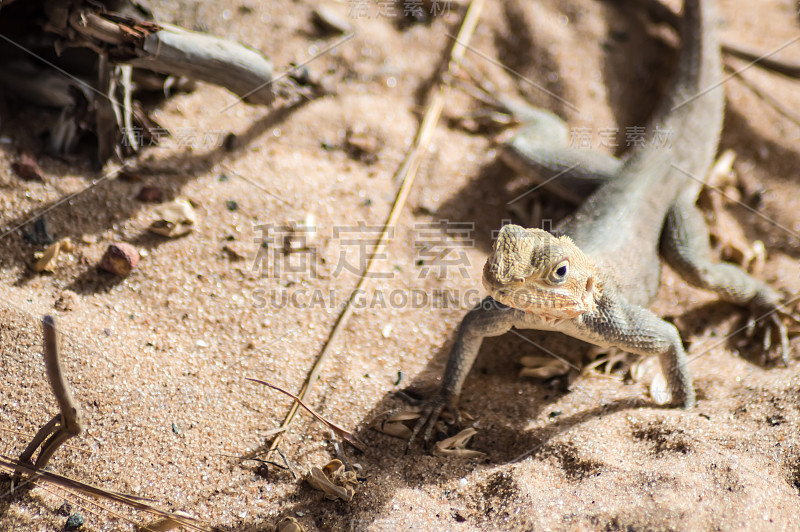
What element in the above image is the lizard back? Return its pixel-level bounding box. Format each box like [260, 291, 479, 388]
[559, 0, 724, 306]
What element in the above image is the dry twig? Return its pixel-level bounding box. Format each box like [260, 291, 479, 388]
[14, 316, 83, 486]
[246, 378, 366, 452]
[259, 0, 486, 458]
[0, 457, 213, 532]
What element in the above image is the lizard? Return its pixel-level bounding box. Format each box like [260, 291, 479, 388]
[408, 0, 793, 446]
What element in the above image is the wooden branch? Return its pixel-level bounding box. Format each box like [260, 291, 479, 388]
[66, 10, 275, 105]
[127, 22, 275, 105]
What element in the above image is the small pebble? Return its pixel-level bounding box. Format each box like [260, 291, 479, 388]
[65, 513, 84, 530]
[137, 185, 164, 202]
[226, 199, 239, 211]
[12, 150, 44, 181]
[312, 6, 353, 34]
[57, 502, 72, 516]
[54, 290, 79, 312]
[99, 242, 140, 276]
[23, 217, 54, 245]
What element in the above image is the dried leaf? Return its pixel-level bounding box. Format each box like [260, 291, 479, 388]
[149, 198, 196, 237]
[384, 409, 422, 423]
[373, 418, 414, 439]
[33, 238, 72, 272]
[433, 428, 485, 459]
[518, 357, 571, 379]
[306, 459, 358, 502]
[276, 516, 304, 532]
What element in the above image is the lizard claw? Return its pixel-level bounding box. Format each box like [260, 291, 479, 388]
[746, 305, 795, 367]
[405, 392, 459, 451]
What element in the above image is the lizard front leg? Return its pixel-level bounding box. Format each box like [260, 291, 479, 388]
[407, 297, 521, 447]
[578, 296, 696, 408]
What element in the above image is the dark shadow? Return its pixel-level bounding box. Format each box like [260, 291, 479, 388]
[300, 328, 654, 529]
[678, 299, 793, 368]
[433, 158, 519, 254]
[492, 0, 567, 116]
[599, 1, 676, 152]
[721, 83, 800, 187]
[65, 266, 133, 295]
[0, 471, 42, 523]
[718, 104, 800, 258]
[0, 97, 318, 291]
[0, 472, 12, 521]
[434, 155, 579, 255]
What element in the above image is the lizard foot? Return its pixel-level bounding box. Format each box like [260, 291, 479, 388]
[402, 392, 460, 451]
[744, 307, 799, 367]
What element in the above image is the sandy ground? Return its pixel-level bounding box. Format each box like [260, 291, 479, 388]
[2, 0, 800, 530]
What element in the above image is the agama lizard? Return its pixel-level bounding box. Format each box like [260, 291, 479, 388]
[409, 0, 792, 445]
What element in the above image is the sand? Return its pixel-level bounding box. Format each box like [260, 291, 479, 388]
[2, 0, 800, 530]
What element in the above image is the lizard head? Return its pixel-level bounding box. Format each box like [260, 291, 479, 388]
[483, 225, 601, 321]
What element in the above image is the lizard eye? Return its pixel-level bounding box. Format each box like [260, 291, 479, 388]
[549, 260, 569, 284]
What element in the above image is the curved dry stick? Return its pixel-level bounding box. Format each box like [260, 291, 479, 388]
[16, 316, 83, 479]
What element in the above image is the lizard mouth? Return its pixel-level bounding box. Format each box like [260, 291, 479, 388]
[487, 283, 596, 319]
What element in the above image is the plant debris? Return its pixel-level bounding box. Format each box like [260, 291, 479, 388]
[305, 459, 359, 502]
[275, 515, 305, 532]
[432, 428, 485, 459]
[33, 238, 74, 273]
[518, 355, 571, 379]
[137, 510, 197, 532]
[246, 377, 366, 451]
[631, 356, 670, 405]
[149, 198, 197, 237]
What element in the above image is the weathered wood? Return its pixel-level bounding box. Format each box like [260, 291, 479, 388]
[127, 23, 274, 105]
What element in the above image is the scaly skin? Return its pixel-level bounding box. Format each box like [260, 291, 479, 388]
[408, 0, 791, 447]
